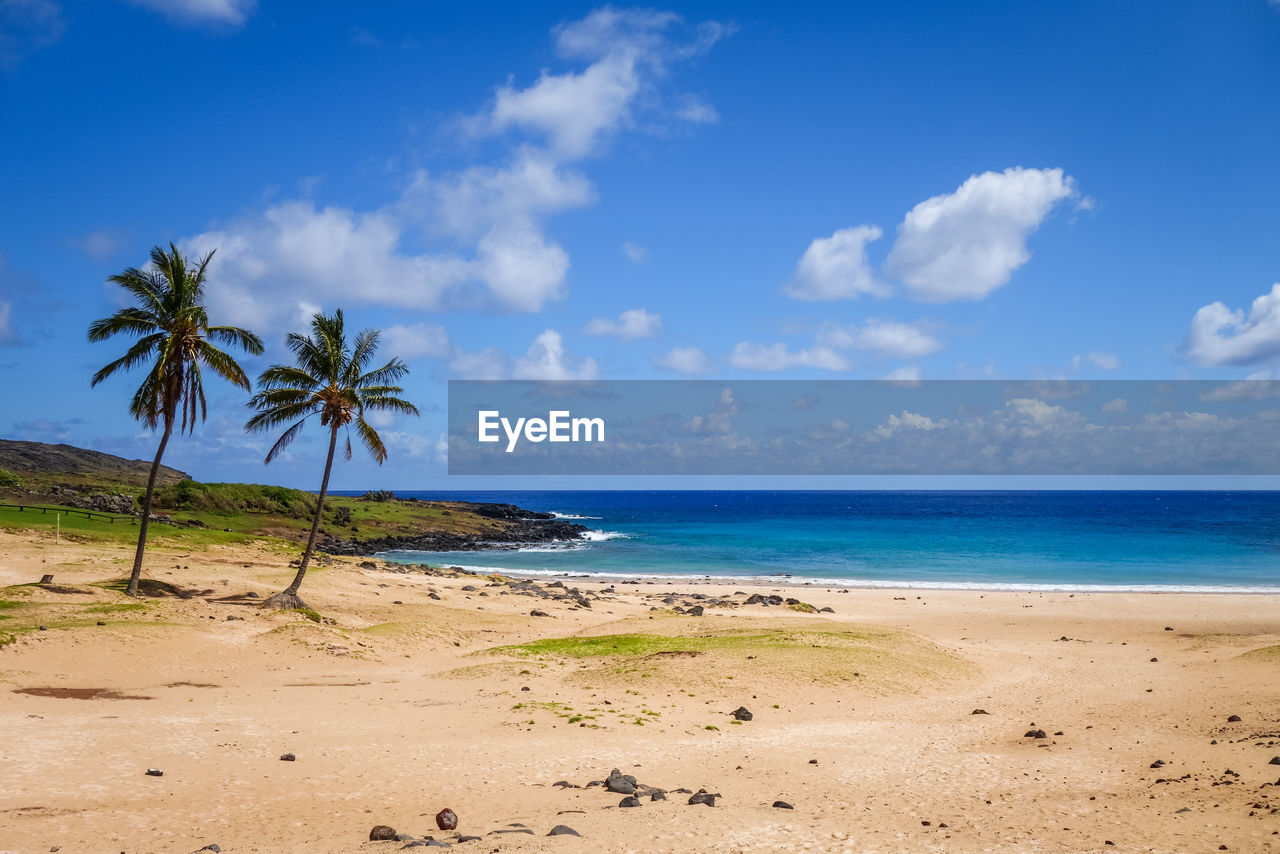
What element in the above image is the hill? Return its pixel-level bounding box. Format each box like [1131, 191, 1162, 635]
[0, 439, 188, 493]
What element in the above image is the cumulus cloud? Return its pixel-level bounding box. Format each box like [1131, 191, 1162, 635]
[1101, 397, 1129, 413]
[881, 366, 922, 383]
[380, 323, 452, 361]
[621, 241, 648, 263]
[729, 341, 850, 372]
[0, 0, 63, 66]
[585, 307, 660, 339]
[450, 329, 598, 381]
[674, 94, 719, 124]
[784, 225, 886, 301]
[1071, 351, 1120, 371]
[127, 0, 255, 27]
[656, 345, 711, 374]
[887, 167, 1076, 302]
[475, 7, 726, 159]
[1185, 283, 1280, 366]
[817, 319, 942, 358]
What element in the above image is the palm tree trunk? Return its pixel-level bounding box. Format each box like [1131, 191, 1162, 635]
[268, 424, 338, 608]
[126, 418, 174, 598]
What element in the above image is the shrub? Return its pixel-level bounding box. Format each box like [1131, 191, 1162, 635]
[362, 489, 394, 502]
[0, 468, 23, 489]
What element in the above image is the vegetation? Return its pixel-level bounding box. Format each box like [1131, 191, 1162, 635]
[0, 467, 23, 488]
[0, 439, 188, 496]
[246, 310, 418, 609]
[150, 480, 316, 517]
[88, 243, 263, 597]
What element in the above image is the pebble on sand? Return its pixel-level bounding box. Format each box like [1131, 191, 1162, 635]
[435, 808, 458, 831]
[279, 753, 295, 761]
[368, 825, 397, 841]
[547, 825, 581, 836]
[145, 768, 163, 777]
[772, 801, 794, 809]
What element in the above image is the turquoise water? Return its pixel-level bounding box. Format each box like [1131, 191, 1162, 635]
[371, 491, 1280, 592]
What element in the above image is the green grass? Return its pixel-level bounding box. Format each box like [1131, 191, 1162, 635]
[82, 602, 147, 614]
[490, 629, 888, 658]
[0, 505, 250, 547]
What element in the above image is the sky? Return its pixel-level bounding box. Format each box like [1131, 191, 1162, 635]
[1, 0, 1278, 490]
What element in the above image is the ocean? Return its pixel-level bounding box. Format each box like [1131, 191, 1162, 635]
[369, 491, 1280, 593]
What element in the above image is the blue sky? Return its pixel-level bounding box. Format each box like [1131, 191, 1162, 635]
[1, 0, 1278, 489]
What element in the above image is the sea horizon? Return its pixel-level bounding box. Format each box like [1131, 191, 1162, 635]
[359, 489, 1280, 594]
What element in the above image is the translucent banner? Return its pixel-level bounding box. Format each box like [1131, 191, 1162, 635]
[447, 380, 1280, 475]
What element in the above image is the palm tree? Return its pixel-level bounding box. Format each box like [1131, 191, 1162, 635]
[246, 310, 418, 609]
[89, 243, 264, 597]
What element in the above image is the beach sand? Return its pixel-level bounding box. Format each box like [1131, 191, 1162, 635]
[1, 529, 1279, 853]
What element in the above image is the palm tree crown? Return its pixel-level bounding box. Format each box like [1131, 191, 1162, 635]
[90, 242, 264, 431]
[246, 310, 418, 463]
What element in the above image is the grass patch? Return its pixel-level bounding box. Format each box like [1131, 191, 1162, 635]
[82, 602, 147, 614]
[485, 622, 971, 691]
[1239, 644, 1280, 661]
[275, 607, 321, 623]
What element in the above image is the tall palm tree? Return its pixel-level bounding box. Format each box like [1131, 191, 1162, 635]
[89, 243, 264, 597]
[246, 310, 418, 609]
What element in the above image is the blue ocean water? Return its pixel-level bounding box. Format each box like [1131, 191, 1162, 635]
[371, 491, 1280, 592]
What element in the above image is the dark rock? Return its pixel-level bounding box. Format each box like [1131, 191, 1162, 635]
[688, 792, 716, 806]
[1228, 715, 1242, 722]
[808, 759, 818, 764]
[530, 609, 550, 617]
[731, 706, 753, 721]
[1025, 730, 1047, 739]
[489, 828, 534, 835]
[361, 561, 378, 569]
[687, 605, 704, 616]
[772, 801, 794, 809]
[1150, 657, 1158, 662]
[369, 825, 398, 841]
[193, 846, 220, 853]
[552, 780, 573, 788]
[97, 621, 106, 626]
[436, 808, 458, 831]
[605, 768, 638, 794]
[38, 625, 47, 631]
[428, 592, 441, 600]
[145, 768, 163, 776]
[245, 591, 259, 598]
[279, 753, 296, 761]
[650, 791, 666, 801]
[618, 796, 642, 808]
[972, 709, 989, 715]
[672, 788, 692, 794]
[456, 836, 481, 843]
[1270, 757, 1280, 765]
[1150, 760, 1166, 768]
[819, 606, 835, 613]
[547, 825, 581, 836]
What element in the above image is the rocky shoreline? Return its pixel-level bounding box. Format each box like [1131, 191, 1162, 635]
[321, 501, 590, 557]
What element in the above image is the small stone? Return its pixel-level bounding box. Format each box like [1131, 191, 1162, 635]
[650, 791, 666, 801]
[145, 768, 163, 777]
[1228, 715, 1242, 722]
[97, 621, 106, 626]
[530, 609, 550, 617]
[772, 801, 794, 809]
[605, 768, 637, 795]
[456, 836, 480, 843]
[922, 820, 931, 826]
[1176, 807, 1192, 813]
[1270, 757, 1280, 765]
[245, 591, 259, 598]
[1150, 760, 1166, 768]
[618, 796, 642, 808]
[547, 825, 581, 836]
[194, 846, 220, 853]
[279, 753, 295, 761]
[1150, 657, 1158, 662]
[731, 706, 753, 721]
[1025, 729, 1047, 739]
[688, 792, 716, 806]
[369, 825, 397, 841]
[521, 686, 530, 692]
[38, 625, 47, 631]
[971, 709, 989, 715]
[435, 808, 458, 831]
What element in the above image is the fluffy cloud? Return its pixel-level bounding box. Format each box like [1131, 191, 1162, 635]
[784, 225, 886, 301]
[656, 345, 712, 374]
[450, 329, 598, 381]
[887, 167, 1076, 302]
[127, 0, 255, 27]
[0, 0, 63, 66]
[729, 341, 850, 372]
[1070, 351, 1120, 371]
[881, 366, 922, 383]
[380, 323, 452, 361]
[475, 7, 726, 158]
[1185, 283, 1280, 366]
[585, 307, 661, 339]
[817, 319, 942, 358]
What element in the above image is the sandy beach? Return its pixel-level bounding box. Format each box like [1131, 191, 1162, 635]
[2, 528, 1279, 854]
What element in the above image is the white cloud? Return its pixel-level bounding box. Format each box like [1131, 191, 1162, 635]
[887, 167, 1077, 302]
[729, 341, 850, 372]
[818, 319, 942, 358]
[1185, 283, 1280, 366]
[674, 94, 719, 124]
[380, 323, 452, 361]
[881, 366, 922, 383]
[1070, 350, 1120, 371]
[1101, 397, 1129, 413]
[656, 345, 711, 375]
[784, 225, 886, 301]
[621, 241, 648, 263]
[585, 307, 661, 339]
[872, 410, 948, 438]
[384, 431, 448, 464]
[450, 329, 598, 381]
[77, 229, 121, 261]
[127, 0, 255, 27]
[513, 329, 599, 380]
[474, 7, 726, 158]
